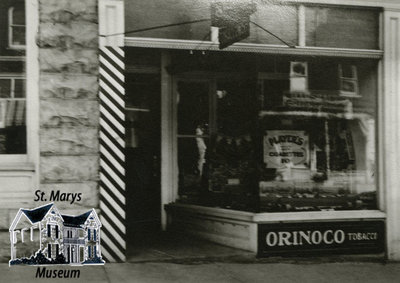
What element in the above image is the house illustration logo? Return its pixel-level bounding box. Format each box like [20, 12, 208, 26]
[9, 203, 104, 266]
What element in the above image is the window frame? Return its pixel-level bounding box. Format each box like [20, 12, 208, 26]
[171, 62, 380, 211]
[172, 72, 256, 198]
[0, 75, 26, 99]
[0, 0, 39, 173]
[0, 75, 26, 151]
[8, 6, 26, 50]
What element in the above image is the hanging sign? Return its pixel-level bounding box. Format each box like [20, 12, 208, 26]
[211, 0, 256, 49]
[263, 130, 309, 168]
[258, 221, 385, 257]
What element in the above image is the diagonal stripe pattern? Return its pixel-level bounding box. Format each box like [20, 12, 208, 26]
[99, 46, 126, 262]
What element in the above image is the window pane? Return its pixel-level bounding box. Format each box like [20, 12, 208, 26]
[12, 7, 25, 25]
[14, 79, 25, 98]
[173, 53, 378, 213]
[305, 6, 379, 49]
[0, 98, 27, 154]
[11, 26, 26, 46]
[177, 81, 209, 135]
[0, 79, 11, 98]
[246, 4, 298, 46]
[178, 138, 209, 202]
[216, 79, 257, 136]
[259, 59, 377, 212]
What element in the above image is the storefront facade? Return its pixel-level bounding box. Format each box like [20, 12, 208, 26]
[113, 0, 400, 261]
[2, 0, 400, 263]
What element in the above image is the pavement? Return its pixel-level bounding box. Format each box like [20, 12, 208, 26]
[3, 261, 400, 283]
[3, 232, 400, 282]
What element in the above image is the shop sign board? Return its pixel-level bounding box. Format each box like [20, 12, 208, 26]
[211, 0, 256, 49]
[282, 93, 353, 114]
[258, 221, 385, 257]
[263, 130, 309, 168]
[218, 22, 251, 50]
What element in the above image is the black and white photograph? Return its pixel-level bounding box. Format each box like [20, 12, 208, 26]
[1, 0, 400, 282]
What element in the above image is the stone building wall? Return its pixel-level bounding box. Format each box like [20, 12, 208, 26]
[37, 0, 100, 212]
[0, 0, 101, 263]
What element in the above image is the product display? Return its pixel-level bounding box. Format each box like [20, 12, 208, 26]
[176, 58, 377, 213]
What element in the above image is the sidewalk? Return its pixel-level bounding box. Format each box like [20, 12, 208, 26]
[3, 261, 400, 283]
[2, 232, 398, 283]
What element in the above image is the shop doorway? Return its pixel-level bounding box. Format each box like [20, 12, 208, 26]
[125, 73, 161, 244]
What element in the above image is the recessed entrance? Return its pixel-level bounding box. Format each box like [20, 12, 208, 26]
[125, 68, 161, 248]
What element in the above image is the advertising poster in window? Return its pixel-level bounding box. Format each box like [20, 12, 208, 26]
[264, 130, 309, 168]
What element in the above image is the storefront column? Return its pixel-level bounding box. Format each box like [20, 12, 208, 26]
[160, 51, 176, 230]
[383, 8, 400, 261]
[98, 0, 126, 262]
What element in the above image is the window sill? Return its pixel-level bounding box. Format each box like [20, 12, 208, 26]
[0, 162, 35, 172]
[7, 46, 26, 50]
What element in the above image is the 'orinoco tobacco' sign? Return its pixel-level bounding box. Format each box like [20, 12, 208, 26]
[258, 221, 384, 257]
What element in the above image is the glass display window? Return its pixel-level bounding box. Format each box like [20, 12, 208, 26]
[173, 53, 378, 213]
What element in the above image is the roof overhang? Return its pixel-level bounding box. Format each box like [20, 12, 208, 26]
[125, 37, 383, 59]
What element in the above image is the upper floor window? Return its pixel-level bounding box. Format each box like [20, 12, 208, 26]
[8, 6, 26, 49]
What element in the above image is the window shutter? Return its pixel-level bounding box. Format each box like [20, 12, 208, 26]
[47, 224, 51, 237]
[94, 229, 96, 241]
[88, 229, 91, 240]
[55, 225, 59, 238]
[55, 244, 59, 256]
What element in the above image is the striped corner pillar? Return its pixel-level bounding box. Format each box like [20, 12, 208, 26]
[99, 46, 127, 262]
